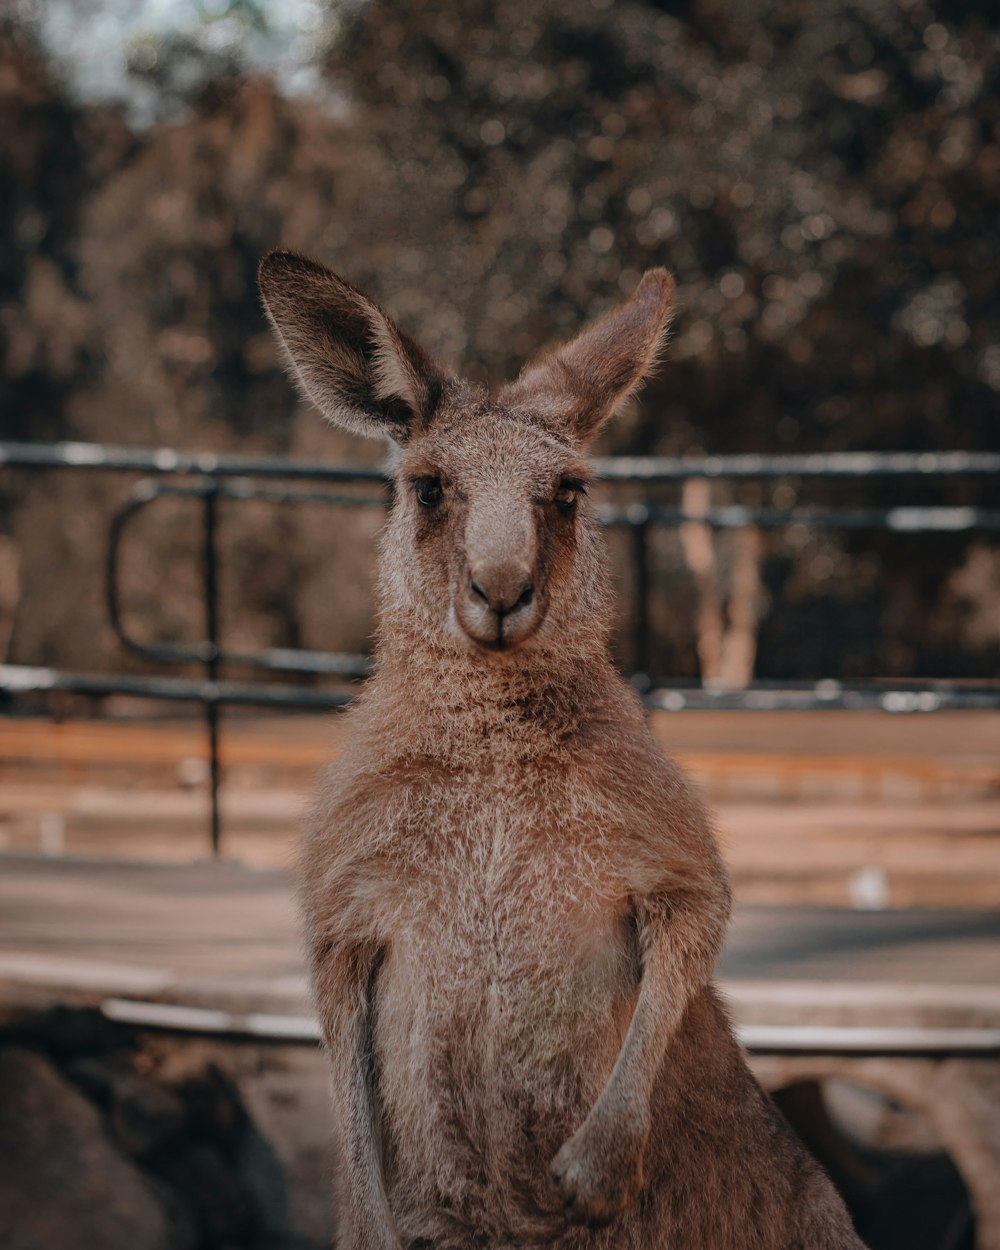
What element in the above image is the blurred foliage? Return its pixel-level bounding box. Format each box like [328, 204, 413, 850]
[0, 0, 998, 681]
[18, 0, 337, 125]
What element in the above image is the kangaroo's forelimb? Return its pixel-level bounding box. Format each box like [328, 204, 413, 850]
[315, 944, 401, 1250]
[551, 835, 732, 1225]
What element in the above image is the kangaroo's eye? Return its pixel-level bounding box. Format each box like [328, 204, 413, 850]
[554, 481, 582, 511]
[414, 477, 443, 508]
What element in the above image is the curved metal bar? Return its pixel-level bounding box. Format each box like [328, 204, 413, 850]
[106, 478, 216, 667]
[107, 478, 374, 677]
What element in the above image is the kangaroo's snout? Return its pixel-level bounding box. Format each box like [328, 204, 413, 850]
[457, 558, 543, 649]
[455, 510, 545, 650]
[469, 565, 534, 616]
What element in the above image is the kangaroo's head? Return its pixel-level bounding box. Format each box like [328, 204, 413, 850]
[259, 252, 673, 660]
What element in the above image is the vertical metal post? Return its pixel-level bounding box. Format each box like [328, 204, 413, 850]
[630, 508, 651, 679]
[202, 481, 222, 857]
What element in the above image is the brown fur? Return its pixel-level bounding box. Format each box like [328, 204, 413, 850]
[258, 251, 867, 1250]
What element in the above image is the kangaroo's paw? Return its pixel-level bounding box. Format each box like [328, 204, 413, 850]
[549, 1110, 647, 1226]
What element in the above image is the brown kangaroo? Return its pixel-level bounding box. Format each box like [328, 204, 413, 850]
[258, 250, 867, 1250]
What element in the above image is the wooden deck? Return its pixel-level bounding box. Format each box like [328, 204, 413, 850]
[3, 712, 997, 795]
[2, 711, 997, 906]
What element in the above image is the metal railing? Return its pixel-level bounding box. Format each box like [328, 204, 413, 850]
[2, 439, 998, 853]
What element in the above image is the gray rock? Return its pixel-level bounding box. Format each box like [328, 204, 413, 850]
[0, 1048, 170, 1250]
[67, 1054, 187, 1158]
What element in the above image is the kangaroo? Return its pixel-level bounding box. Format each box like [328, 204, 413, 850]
[258, 250, 867, 1250]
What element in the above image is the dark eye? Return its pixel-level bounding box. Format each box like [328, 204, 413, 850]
[414, 476, 443, 508]
[554, 481, 582, 511]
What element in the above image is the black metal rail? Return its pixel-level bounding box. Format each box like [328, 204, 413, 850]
[2, 439, 998, 854]
[4, 440, 1000, 480]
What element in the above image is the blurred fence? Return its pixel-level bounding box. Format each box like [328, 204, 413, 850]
[1, 439, 999, 853]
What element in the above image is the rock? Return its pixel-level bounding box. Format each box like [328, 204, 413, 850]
[0, 1047, 171, 1250]
[6, 1002, 124, 1056]
[66, 1054, 187, 1158]
[157, 1063, 295, 1248]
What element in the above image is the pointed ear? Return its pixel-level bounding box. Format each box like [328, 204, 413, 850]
[502, 268, 675, 446]
[258, 250, 446, 443]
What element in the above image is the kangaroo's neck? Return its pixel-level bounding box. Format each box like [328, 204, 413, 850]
[366, 616, 622, 763]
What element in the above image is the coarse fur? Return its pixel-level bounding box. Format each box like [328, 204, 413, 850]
[258, 250, 868, 1250]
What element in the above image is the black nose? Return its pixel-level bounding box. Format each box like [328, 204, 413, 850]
[469, 572, 534, 616]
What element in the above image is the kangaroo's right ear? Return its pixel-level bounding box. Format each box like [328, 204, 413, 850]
[501, 268, 675, 447]
[258, 250, 447, 443]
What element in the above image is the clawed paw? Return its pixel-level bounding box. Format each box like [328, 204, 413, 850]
[549, 1123, 645, 1226]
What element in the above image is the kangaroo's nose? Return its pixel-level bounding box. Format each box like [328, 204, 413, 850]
[469, 565, 535, 616]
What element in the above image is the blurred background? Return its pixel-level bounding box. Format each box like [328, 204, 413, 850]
[1, 3, 999, 1250]
[1, 0, 999, 679]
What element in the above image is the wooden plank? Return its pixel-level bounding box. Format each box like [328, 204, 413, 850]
[1, 718, 995, 787]
[97, 996, 1000, 1055]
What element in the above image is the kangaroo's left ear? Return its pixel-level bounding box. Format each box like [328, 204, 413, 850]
[501, 269, 675, 447]
[258, 250, 448, 444]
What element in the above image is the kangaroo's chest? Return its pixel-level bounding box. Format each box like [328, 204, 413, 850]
[374, 770, 636, 1056]
[368, 772, 637, 1214]
[383, 766, 626, 939]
